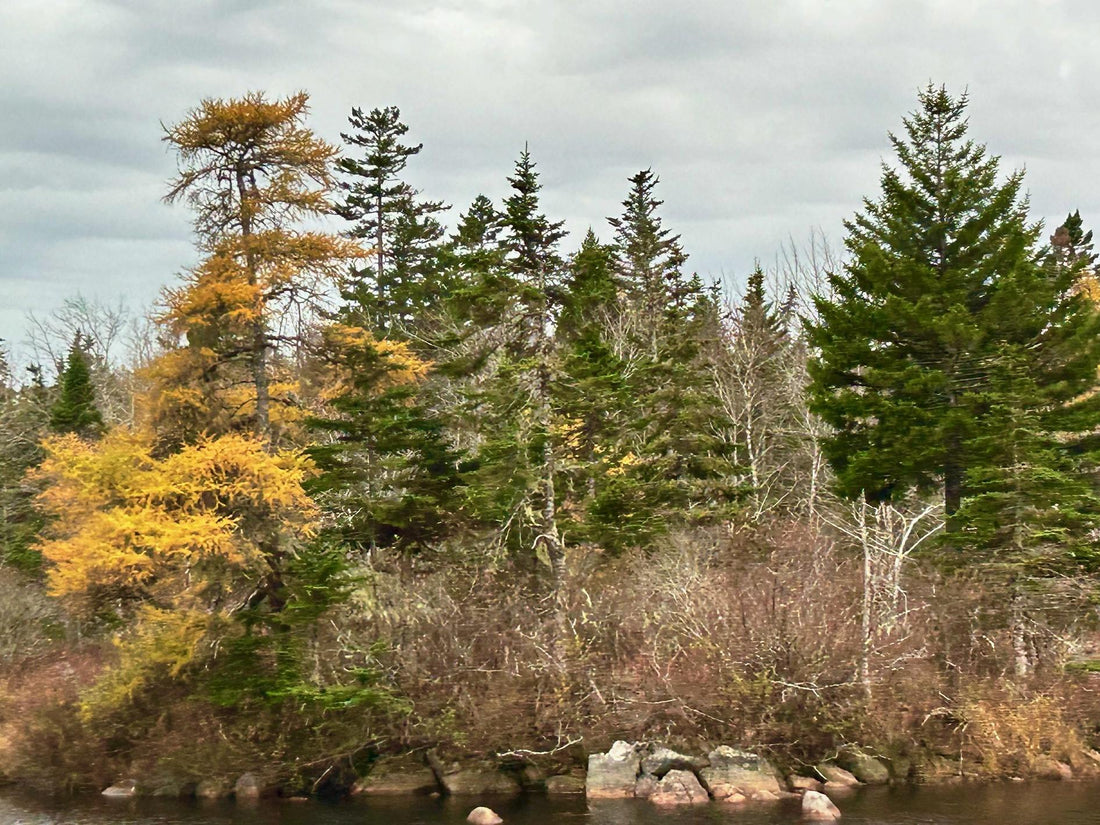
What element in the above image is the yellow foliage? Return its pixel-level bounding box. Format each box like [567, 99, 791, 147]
[79, 606, 210, 723]
[34, 430, 317, 614]
[318, 323, 431, 401]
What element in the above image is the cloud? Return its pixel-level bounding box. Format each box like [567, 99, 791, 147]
[3, 0, 1100, 350]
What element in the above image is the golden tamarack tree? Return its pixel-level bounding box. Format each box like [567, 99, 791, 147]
[156, 91, 362, 446]
[31, 93, 364, 733]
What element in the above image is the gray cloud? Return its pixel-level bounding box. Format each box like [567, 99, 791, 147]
[3, 0, 1100, 355]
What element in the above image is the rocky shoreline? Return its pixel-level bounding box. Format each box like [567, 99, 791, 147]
[91, 738, 1097, 808]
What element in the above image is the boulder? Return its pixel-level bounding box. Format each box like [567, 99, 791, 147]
[835, 748, 890, 785]
[439, 768, 522, 796]
[586, 741, 641, 798]
[195, 778, 232, 799]
[648, 769, 709, 805]
[640, 744, 708, 777]
[233, 772, 273, 799]
[1033, 755, 1074, 781]
[699, 746, 781, 800]
[426, 751, 521, 796]
[544, 774, 586, 794]
[102, 779, 138, 798]
[353, 762, 440, 795]
[802, 789, 842, 820]
[517, 764, 545, 791]
[815, 763, 860, 788]
[467, 806, 503, 825]
[789, 774, 825, 793]
[633, 773, 659, 798]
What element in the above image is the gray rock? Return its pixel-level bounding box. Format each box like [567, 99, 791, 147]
[467, 806, 503, 825]
[353, 765, 441, 795]
[633, 773, 659, 798]
[802, 789, 842, 820]
[426, 750, 521, 796]
[586, 741, 641, 798]
[648, 769, 709, 805]
[640, 745, 707, 777]
[698, 747, 781, 799]
[815, 763, 860, 787]
[233, 772, 270, 799]
[544, 774, 586, 794]
[102, 779, 138, 798]
[835, 748, 890, 785]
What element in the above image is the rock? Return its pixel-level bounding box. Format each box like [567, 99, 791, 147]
[699, 746, 781, 800]
[586, 741, 641, 798]
[633, 773, 659, 798]
[1033, 755, 1074, 781]
[835, 748, 890, 785]
[467, 806, 503, 825]
[640, 744, 708, 777]
[233, 772, 269, 799]
[802, 789, 842, 820]
[1067, 748, 1100, 777]
[148, 779, 194, 798]
[815, 763, 860, 787]
[426, 751, 521, 796]
[353, 764, 441, 795]
[544, 774, 586, 794]
[517, 764, 545, 791]
[789, 774, 825, 793]
[195, 778, 232, 799]
[102, 779, 138, 798]
[750, 789, 781, 801]
[648, 769, 709, 805]
[440, 768, 522, 796]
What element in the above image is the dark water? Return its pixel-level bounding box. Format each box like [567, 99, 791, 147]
[2, 783, 1100, 825]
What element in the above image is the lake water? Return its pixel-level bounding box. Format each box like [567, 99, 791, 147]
[2, 782, 1099, 825]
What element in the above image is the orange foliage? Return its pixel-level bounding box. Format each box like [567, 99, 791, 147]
[33, 430, 317, 616]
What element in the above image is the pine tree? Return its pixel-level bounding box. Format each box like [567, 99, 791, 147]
[337, 106, 449, 333]
[49, 336, 104, 438]
[608, 168, 689, 353]
[807, 85, 1100, 523]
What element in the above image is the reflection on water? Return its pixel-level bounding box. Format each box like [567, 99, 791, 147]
[2, 781, 1100, 825]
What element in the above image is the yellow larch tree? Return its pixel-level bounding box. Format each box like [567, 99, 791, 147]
[157, 91, 363, 446]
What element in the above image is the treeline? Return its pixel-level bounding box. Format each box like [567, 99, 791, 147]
[1, 84, 1099, 793]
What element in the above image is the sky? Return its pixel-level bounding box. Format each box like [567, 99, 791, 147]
[2, 0, 1098, 363]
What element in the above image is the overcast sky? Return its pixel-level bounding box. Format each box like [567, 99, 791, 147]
[2, 0, 1097, 362]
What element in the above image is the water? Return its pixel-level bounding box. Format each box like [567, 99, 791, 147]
[2, 783, 1100, 825]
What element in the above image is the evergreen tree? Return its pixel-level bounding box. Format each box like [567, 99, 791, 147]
[337, 106, 449, 333]
[555, 231, 631, 537]
[0, 346, 49, 571]
[49, 336, 104, 438]
[582, 172, 742, 548]
[806, 85, 1100, 524]
[608, 168, 689, 351]
[306, 332, 465, 554]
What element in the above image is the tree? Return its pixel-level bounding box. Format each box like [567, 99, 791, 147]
[161, 91, 359, 444]
[306, 325, 465, 554]
[49, 335, 104, 438]
[608, 168, 688, 349]
[806, 85, 1100, 523]
[499, 148, 568, 581]
[337, 106, 449, 333]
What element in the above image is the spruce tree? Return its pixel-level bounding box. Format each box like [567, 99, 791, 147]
[337, 106, 449, 333]
[807, 85, 1100, 523]
[49, 336, 104, 438]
